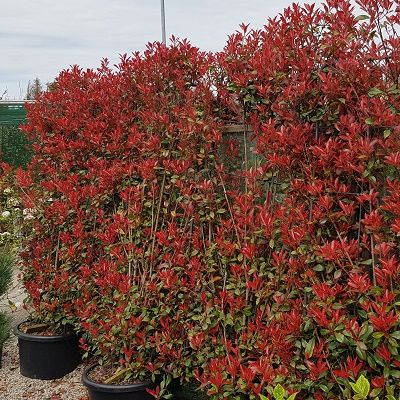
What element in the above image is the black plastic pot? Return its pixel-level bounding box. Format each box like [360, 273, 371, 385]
[14, 322, 81, 379]
[170, 379, 210, 400]
[82, 365, 155, 400]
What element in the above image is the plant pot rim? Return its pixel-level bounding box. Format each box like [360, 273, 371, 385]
[82, 364, 154, 393]
[14, 321, 77, 343]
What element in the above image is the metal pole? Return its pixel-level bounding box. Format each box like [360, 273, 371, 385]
[160, 0, 166, 45]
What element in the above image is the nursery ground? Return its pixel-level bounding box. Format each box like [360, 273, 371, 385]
[0, 335, 88, 400]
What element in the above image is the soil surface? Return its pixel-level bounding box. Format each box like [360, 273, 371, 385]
[17, 321, 73, 337]
[86, 364, 146, 385]
[87, 364, 121, 385]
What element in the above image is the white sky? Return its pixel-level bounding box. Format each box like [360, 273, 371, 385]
[1, 0, 324, 98]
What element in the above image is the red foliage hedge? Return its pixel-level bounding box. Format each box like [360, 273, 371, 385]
[20, 0, 400, 398]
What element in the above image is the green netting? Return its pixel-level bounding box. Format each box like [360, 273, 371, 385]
[0, 104, 32, 168]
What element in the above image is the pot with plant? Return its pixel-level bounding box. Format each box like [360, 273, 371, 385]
[77, 261, 164, 398]
[14, 319, 81, 379]
[82, 371, 158, 400]
[13, 225, 82, 379]
[13, 246, 82, 380]
[80, 301, 162, 400]
[10, 165, 82, 379]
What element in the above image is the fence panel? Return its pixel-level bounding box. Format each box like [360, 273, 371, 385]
[0, 103, 31, 168]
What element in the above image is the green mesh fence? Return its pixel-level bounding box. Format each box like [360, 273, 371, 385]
[0, 104, 32, 168]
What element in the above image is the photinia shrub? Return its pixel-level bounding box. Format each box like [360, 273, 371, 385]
[19, 0, 400, 398]
[22, 39, 228, 388]
[193, 0, 400, 399]
[74, 40, 228, 386]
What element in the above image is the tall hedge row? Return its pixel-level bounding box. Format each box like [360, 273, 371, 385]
[18, 1, 400, 398]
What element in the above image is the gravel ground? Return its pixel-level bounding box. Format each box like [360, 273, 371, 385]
[0, 335, 88, 400]
[0, 267, 89, 400]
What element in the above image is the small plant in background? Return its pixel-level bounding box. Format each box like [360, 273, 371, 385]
[0, 163, 26, 251]
[0, 250, 13, 305]
[0, 312, 10, 354]
[0, 162, 25, 360]
[0, 248, 14, 361]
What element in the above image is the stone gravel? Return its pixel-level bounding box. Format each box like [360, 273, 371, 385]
[0, 335, 88, 400]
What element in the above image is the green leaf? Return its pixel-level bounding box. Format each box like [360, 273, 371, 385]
[384, 129, 391, 139]
[357, 341, 368, 351]
[334, 269, 342, 280]
[369, 388, 382, 398]
[390, 331, 400, 339]
[356, 346, 366, 361]
[388, 337, 398, 348]
[335, 332, 345, 343]
[356, 375, 370, 398]
[368, 355, 378, 369]
[360, 259, 373, 265]
[259, 395, 269, 400]
[350, 381, 361, 394]
[390, 369, 400, 378]
[355, 14, 369, 21]
[273, 384, 285, 400]
[368, 87, 383, 97]
[287, 394, 297, 400]
[365, 117, 374, 125]
[372, 332, 385, 339]
[305, 337, 316, 358]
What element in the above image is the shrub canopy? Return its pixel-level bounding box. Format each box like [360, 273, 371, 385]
[20, 0, 400, 398]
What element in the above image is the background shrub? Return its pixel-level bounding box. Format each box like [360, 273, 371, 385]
[0, 248, 14, 353]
